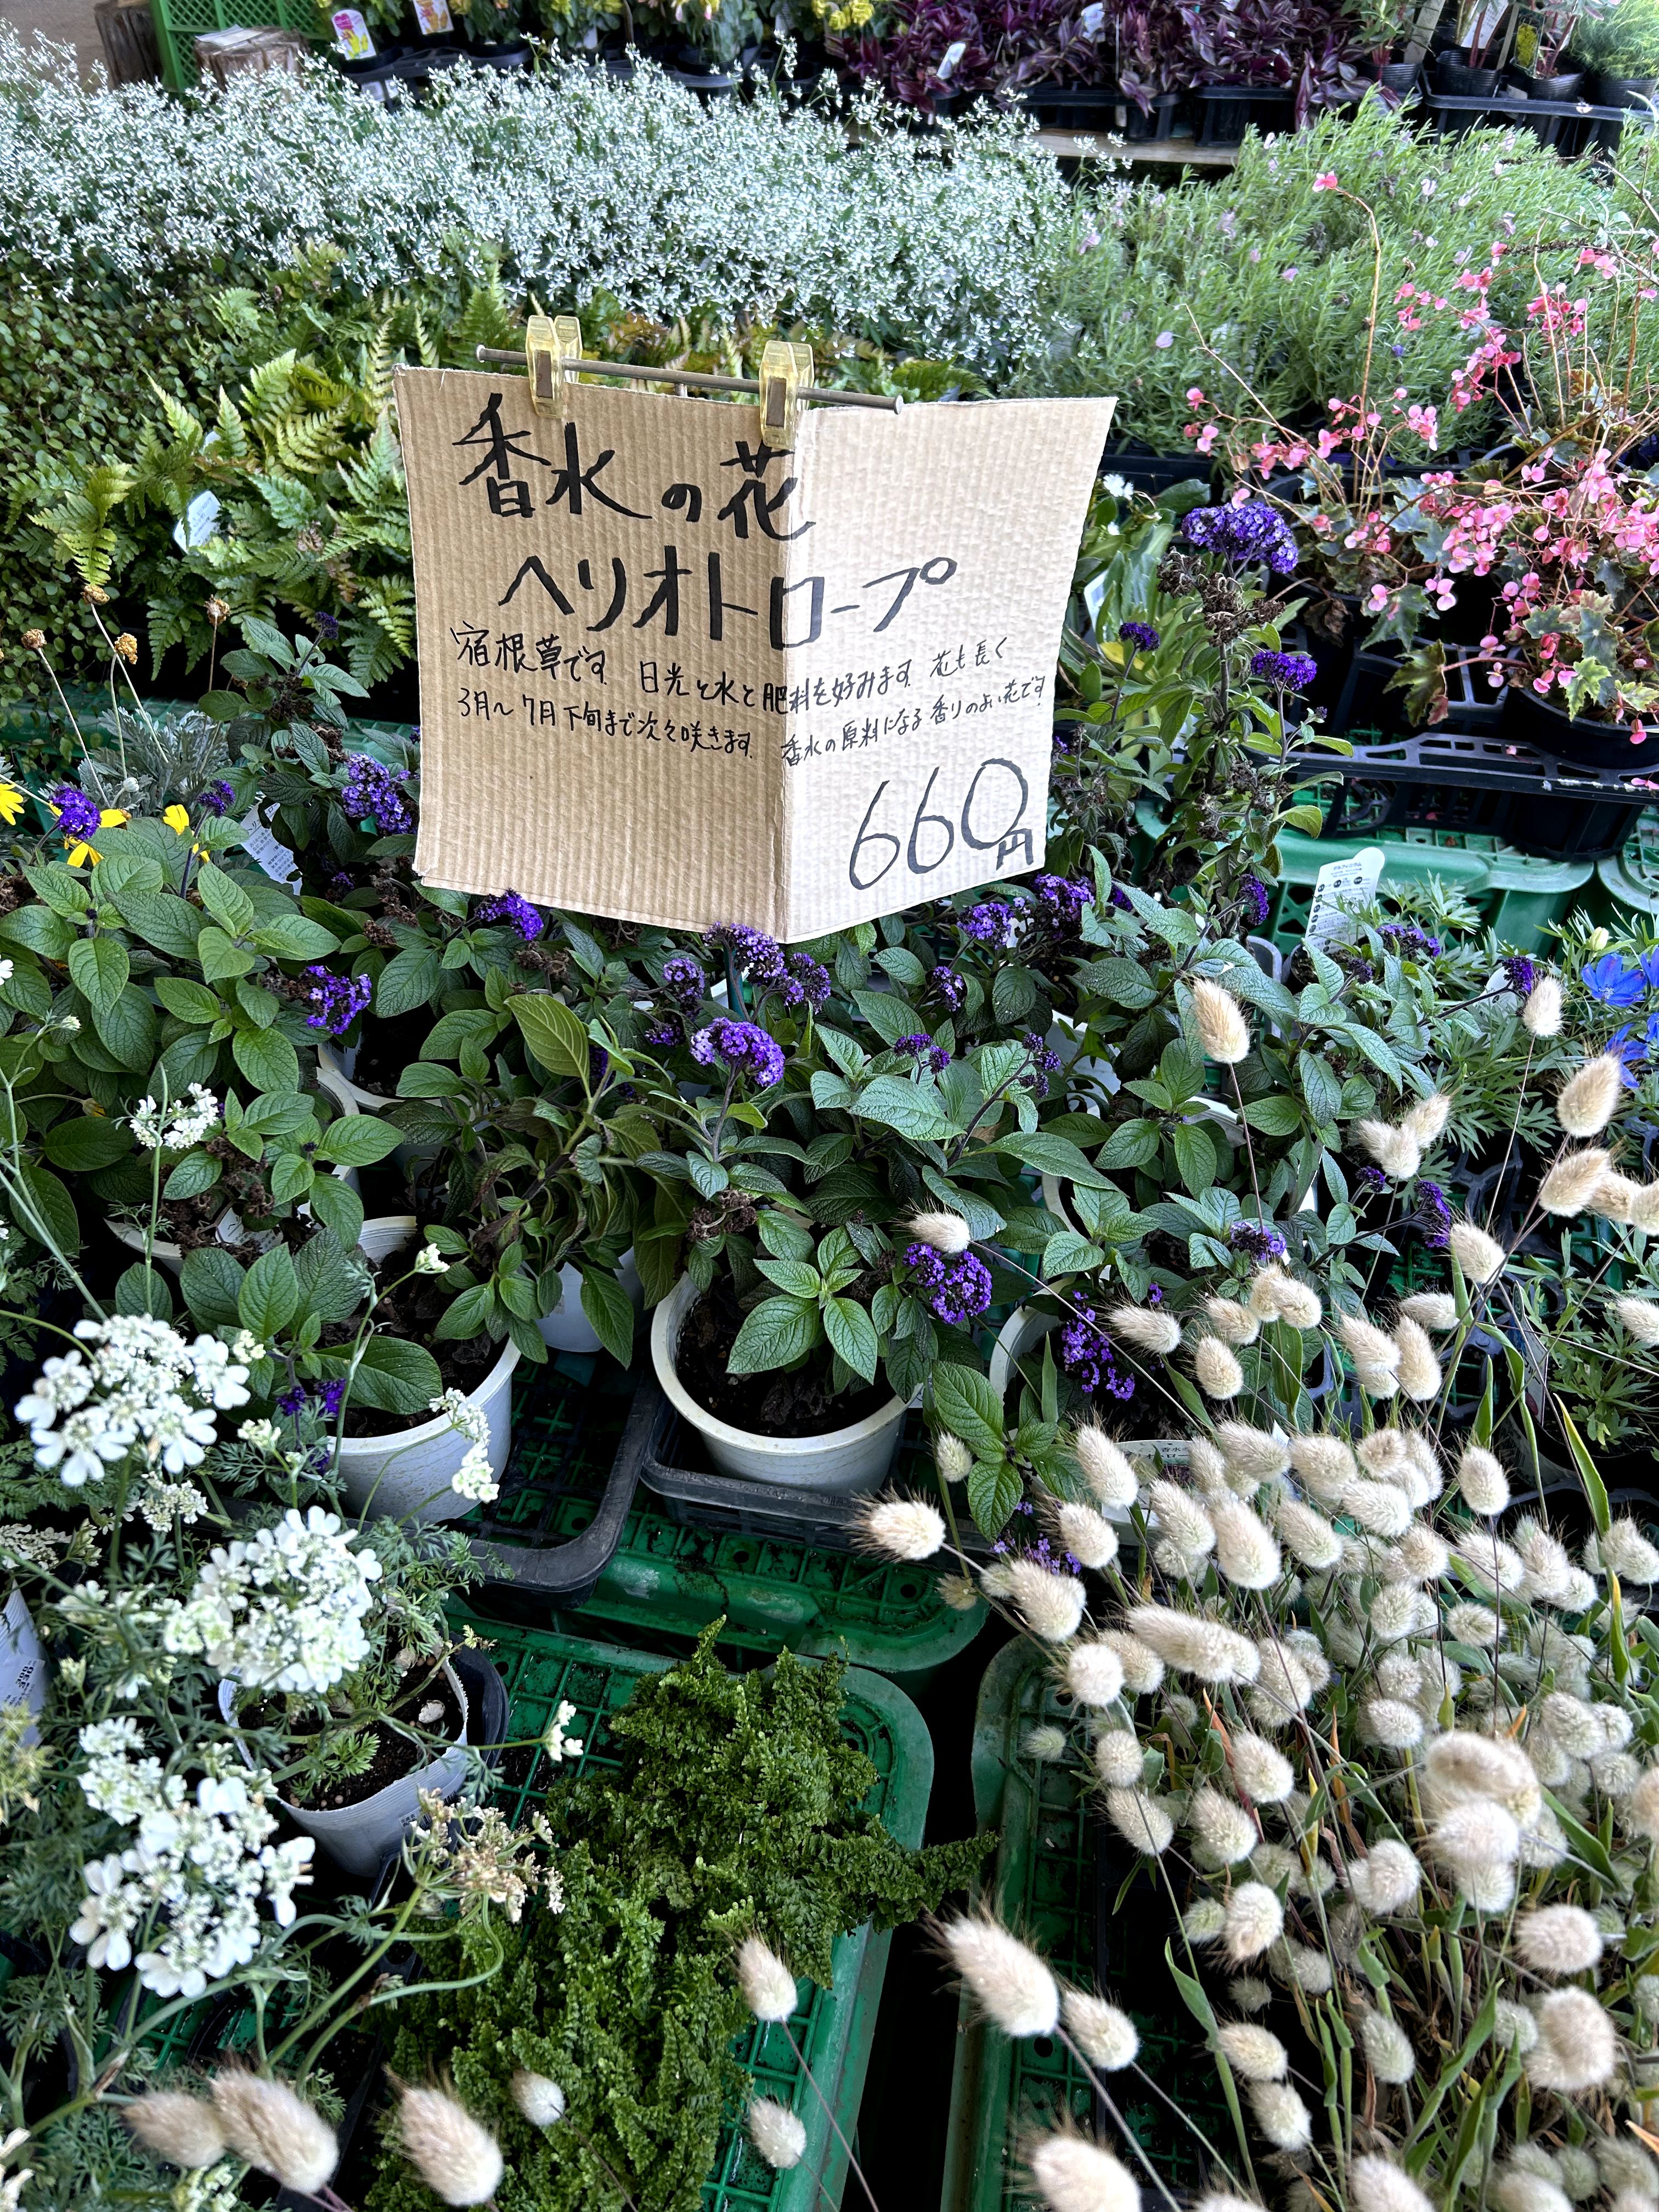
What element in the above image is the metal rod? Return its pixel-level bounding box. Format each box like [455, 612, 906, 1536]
[473, 344, 902, 412]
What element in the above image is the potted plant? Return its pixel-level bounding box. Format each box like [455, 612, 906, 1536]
[1505, 0, 1584, 91]
[1573, 0, 1659, 96]
[1488, 591, 1659, 770]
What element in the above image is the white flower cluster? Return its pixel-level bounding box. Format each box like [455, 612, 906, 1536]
[129, 1083, 220, 1152]
[163, 1507, 383, 1694]
[0, 26, 1068, 374]
[15, 1316, 251, 1486]
[431, 1389, 499, 1503]
[540, 1699, 584, 1765]
[71, 1717, 313, 1999]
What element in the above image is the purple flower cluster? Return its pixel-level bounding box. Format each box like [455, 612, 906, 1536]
[895, 1032, 951, 1074]
[1414, 1180, 1452, 1248]
[643, 1020, 679, 1049]
[313, 611, 340, 642]
[1032, 873, 1094, 928]
[278, 1378, 346, 1420]
[1058, 1297, 1135, 1400]
[929, 964, 967, 1013]
[1241, 876, 1271, 927]
[51, 785, 101, 840]
[303, 966, 373, 1036]
[475, 889, 544, 942]
[1228, 1221, 1288, 1264]
[1249, 648, 1318, 692]
[707, 924, 830, 1011]
[661, 954, 706, 1008]
[341, 755, 415, 836]
[962, 899, 1025, 948]
[1108, 885, 1132, 911]
[1181, 501, 1299, 575]
[1120, 620, 1161, 652]
[902, 1244, 992, 1325]
[991, 1516, 1084, 1575]
[1357, 1164, 1390, 1197]
[197, 779, 235, 817]
[690, 1018, 785, 1090]
[1379, 921, 1443, 960]
[1501, 955, 1537, 996]
[1021, 1031, 1062, 1099]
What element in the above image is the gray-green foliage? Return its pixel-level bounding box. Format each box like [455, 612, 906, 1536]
[1575, 0, 1659, 76]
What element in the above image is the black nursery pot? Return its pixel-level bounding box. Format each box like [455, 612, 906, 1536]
[1120, 87, 1186, 137]
[468, 33, 531, 65]
[1506, 685, 1659, 772]
[1378, 57, 1421, 90]
[1506, 64, 1584, 96]
[1589, 70, 1658, 104]
[1435, 55, 1501, 92]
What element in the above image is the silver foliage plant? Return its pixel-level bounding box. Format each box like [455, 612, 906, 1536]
[865, 985, 1659, 2212]
[0, 24, 1069, 377]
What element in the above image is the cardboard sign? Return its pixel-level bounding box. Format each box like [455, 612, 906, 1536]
[396, 369, 1114, 940]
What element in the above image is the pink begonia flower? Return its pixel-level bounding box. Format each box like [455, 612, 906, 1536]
[1186, 387, 1205, 403]
[1312, 171, 1338, 189]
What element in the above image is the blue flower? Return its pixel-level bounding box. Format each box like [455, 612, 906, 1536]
[51, 785, 101, 841]
[929, 964, 967, 1012]
[1608, 1025, 1646, 1085]
[1639, 947, 1659, 992]
[1249, 647, 1318, 691]
[1119, 620, 1160, 652]
[341, 755, 414, 836]
[689, 1017, 784, 1090]
[303, 966, 373, 1036]
[474, 889, 543, 941]
[901, 1244, 992, 1325]
[962, 899, 1024, 947]
[1181, 500, 1299, 575]
[1583, 955, 1644, 1008]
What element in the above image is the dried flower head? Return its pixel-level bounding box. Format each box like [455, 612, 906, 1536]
[1273, 1496, 1342, 1571]
[1007, 1559, 1086, 1642]
[1194, 1337, 1245, 1400]
[1539, 1148, 1613, 1215]
[1066, 1640, 1125, 1707]
[1611, 1296, 1659, 1346]
[1061, 1988, 1138, 2070]
[1361, 2012, 1416, 2084]
[210, 2073, 338, 2195]
[1355, 1119, 1421, 1181]
[1189, 1782, 1258, 1864]
[1108, 1304, 1183, 1357]
[748, 2097, 807, 2170]
[855, 1496, 945, 1562]
[1222, 1882, 1283, 1964]
[1288, 1433, 1356, 1499]
[1215, 2022, 1287, 2080]
[940, 1915, 1059, 2037]
[393, 2084, 503, 2207]
[1398, 1291, 1457, 1331]
[1192, 979, 1251, 1063]
[1448, 1221, 1506, 1283]
[1072, 1426, 1140, 1509]
[1391, 1316, 1442, 1400]
[737, 1935, 798, 2022]
[126, 2092, 226, 2170]
[1515, 1904, 1603, 1975]
[511, 2071, 566, 2128]
[1401, 1092, 1451, 1147]
[904, 1209, 972, 1254]
[1093, 1729, 1145, 1787]
[1127, 1605, 1259, 1683]
[1053, 1502, 1119, 1572]
[1352, 2157, 1436, 2212]
[935, 1431, 973, 1482]
[1556, 1054, 1625, 1138]
[1345, 1839, 1421, 1914]
[1215, 1423, 1290, 1479]
[1026, 2131, 1140, 2212]
[1455, 1444, 1510, 1517]
[1524, 976, 1564, 1036]
[1209, 1497, 1281, 1589]
[1249, 2080, 1311, 2149]
[1527, 1988, 1618, 2091]
[1206, 1296, 1260, 1345]
[1105, 1787, 1173, 1855]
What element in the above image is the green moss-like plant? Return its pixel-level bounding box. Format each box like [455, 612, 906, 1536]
[369, 1629, 990, 2212]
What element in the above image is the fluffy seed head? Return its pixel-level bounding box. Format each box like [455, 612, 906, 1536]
[1339, 1311, 1402, 1375]
[1399, 1291, 1457, 1331]
[1232, 1734, 1294, 1803]
[1598, 1518, 1659, 1583]
[1146, 1479, 1215, 1559]
[1223, 1882, 1284, 1965]
[512, 2072, 566, 2129]
[1448, 1221, 1506, 1283]
[1189, 1782, 1258, 1864]
[1523, 975, 1564, 1035]
[1209, 1498, 1282, 1589]
[1215, 2023, 1287, 2081]
[1186, 1437, 1229, 1493]
[1215, 1422, 1291, 1479]
[1612, 1296, 1659, 1347]
[1516, 1904, 1603, 1975]
[1108, 1304, 1183, 1357]
[1054, 1502, 1119, 1572]
[393, 2086, 501, 2208]
[1592, 1171, 1641, 1223]
[748, 2098, 807, 2170]
[939, 1572, 979, 1612]
[1361, 2012, 1416, 2084]
[1288, 1433, 1356, 1499]
[935, 1431, 973, 1482]
[1356, 1119, 1421, 1180]
[1341, 1478, 1413, 1538]
[1351, 2157, 1436, 2212]
[1539, 1148, 1613, 1215]
[1126, 1605, 1260, 1683]
[1346, 1838, 1421, 1914]
[1066, 1640, 1126, 1708]
[1194, 1336, 1245, 1400]
[1557, 1054, 1625, 1138]
[737, 1936, 798, 2022]
[1402, 1092, 1451, 1146]
[1391, 1317, 1441, 1401]
[1026, 2132, 1140, 2212]
[1007, 1559, 1086, 1642]
[905, 1209, 972, 1254]
[1192, 979, 1251, 1063]
[1102, 1630, 1164, 1696]
[1062, 1989, 1139, 2070]
[1273, 1496, 1342, 1572]
[1206, 1296, 1260, 1345]
[1024, 1724, 1068, 1762]
[1269, 1277, 1323, 1330]
[1094, 1730, 1144, 1787]
[1362, 1699, 1424, 1750]
[1493, 2173, 1572, 2212]
[941, 1916, 1059, 2036]
[1425, 1728, 1539, 1816]
[1455, 1444, 1510, 1516]
[1527, 1988, 1618, 2091]
[126, 2093, 226, 2171]
[1627, 1768, 1659, 1839]
[1073, 1427, 1140, 1509]
[1105, 1787, 1173, 1855]
[1433, 1801, 1521, 1877]
[856, 1496, 945, 1562]
[1249, 2081, 1311, 2151]
[210, 2074, 338, 2195]
[1635, 1183, 1659, 1232]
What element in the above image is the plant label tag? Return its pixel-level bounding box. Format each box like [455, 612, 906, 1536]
[1080, 5, 1104, 32]
[413, 0, 453, 27]
[396, 369, 1114, 939]
[1304, 847, 1385, 953]
[331, 8, 374, 53]
[583, 24, 599, 43]
[936, 37, 967, 75]
[240, 812, 302, 889]
[0, 1591, 46, 1743]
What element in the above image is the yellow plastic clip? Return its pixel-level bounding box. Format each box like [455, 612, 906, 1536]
[526, 314, 584, 417]
[758, 338, 812, 451]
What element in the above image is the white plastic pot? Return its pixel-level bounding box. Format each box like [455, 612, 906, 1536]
[650, 1274, 904, 1492]
[219, 1663, 469, 1881]
[539, 1250, 643, 1354]
[333, 1217, 520, 1524]
[319, 1041, 442, 1174]
[989, 1305, 1186, 1523]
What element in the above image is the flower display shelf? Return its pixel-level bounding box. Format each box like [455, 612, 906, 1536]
[1282, 726, 1657, 864]
[1425, 89, 1658, 149]
[466, 1618, 934, 2212]
[1265, 822, 1594, 955]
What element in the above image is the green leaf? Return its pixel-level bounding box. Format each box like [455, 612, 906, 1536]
[9, 1163, 80, 1256]
[932, 1365, 1004, 1460]
[422, 1007, 505, 1062]
[194, 863, 257, 939]
[179, 1245, 245, 1330]
[294, 1228, 371, 1324]
[375, 946, 441, 1020]
[329, 1335, 442, 1416]
[822, 1295, 879, 1381]
[1241, 1094, 1303, 1136]
[43, 1115, 133, 1172]
[1297, 1049, 1342, 1128]
[0, 904, 75, 960]
[251, 914, 342, 961]
[1042, 1229, 1105, 1277]
[305, 1171, 364, 1248]
[67, 935, 129, 1013]
[269, 1152, 314, 1205]
[966, 1457, 1022, 1538]
[851, 988, 923, 1048]
[314, 1116, 401, 1167]
[154, 975, 225, 1025]
[1096, 1119, 1160, 1171]
[233, 1026, 301, 1096]
[198, 924, 256, 985]
[92, 984, 156, 1072]
[728, 1294, 824, 1375]
[510, 994, 591, 1081]
[110, 887, 203, 961]
[849, 1074, 951, 1142]
[997, 1132, 1113, 1189]
[754, 1257, 822, 1298]
[1556, 1405, 1611, 1536]
[114, 1261, 173, 1321]
[1172, 1119, 1221, 1197]
[579, 1266, 636, 1366]
[1282, 804, 1325, 836]
[757, 1210, 816, 1263]
[165, 1150, 223, 1200]
[435, 1282, 496, 1341]
[239, 1244, 300, 1339]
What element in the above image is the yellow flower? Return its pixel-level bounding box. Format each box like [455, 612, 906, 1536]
[114, 634, 139, 664]
[0, 785, 25, 827]
[163, 804, 191, 836]
[63, 808, 129, 868]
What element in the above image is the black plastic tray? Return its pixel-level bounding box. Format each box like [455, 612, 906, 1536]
[461, 1365, 649, 1602]
[630, 1378, 884, 1551]
[1286, 726, 1655, 861]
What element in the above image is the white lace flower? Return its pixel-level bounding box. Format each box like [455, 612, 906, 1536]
[415, 1244, 449, 1276]
[430, 1387, 489, 1447]
[451, 1441, 500, 1503]
[16, 1317, 249, 1486]
[130, 1085, 221, 1152]
[163, 1507, 382, 1694]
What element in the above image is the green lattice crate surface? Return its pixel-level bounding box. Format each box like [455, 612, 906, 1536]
[1267, 825, 1593, 956]
[469, 1618, 933, 2212]
[150, 0, 323, 90]
[1597, 810, 1659, 921]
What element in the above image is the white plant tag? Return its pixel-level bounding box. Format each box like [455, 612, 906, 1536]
[240, 811, 302, 890]
[936, 37, 967, 76]
[1304, 846, 1385, 953]
[0, 1592, 47, 1743]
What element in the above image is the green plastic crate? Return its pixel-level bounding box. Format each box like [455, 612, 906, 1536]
[1267, 825, 1594, 955]
[482, 1356, 986, 1683]
[1596, 809, 1659, 925]
[474, 1618, 934, 2212]
[149, 0, 323, 91]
